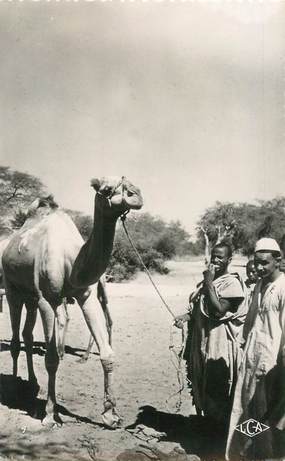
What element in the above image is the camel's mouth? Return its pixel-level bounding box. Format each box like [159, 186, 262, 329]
[123, 188, 143, 210]
[110, 188, 143, 210]
[121, 179, 143, 210]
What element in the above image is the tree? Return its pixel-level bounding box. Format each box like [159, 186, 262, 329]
[198, 226, 211, 265]
[0, 166, 47, 231]
[160, 220, 192, 256]
[0, 166, 47, 211]
[196, 202, 238, 260]
[196, 198, 285, 256]
[10, 209, 30, 229]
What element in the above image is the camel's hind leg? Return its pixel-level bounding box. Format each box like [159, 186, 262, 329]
[38, 296, 62, 427]
[22, 302, 38, 385]
[80, 277, 111, 362]
[6, 283, 24, 378]
[22, 302, 40, 415]
[80, 334, 95, 363]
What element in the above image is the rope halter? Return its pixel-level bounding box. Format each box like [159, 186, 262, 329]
[96, 176, 127, 209]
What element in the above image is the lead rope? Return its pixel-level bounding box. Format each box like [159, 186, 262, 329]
[166, 324, 188, 412]
[120, 213, 187, 412]
[120, 213, 176, 320]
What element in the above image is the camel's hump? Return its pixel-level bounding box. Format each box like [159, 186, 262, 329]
[4, 210, 83, 260]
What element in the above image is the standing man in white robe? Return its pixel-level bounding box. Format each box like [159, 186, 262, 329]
[226, 237, 285, 460]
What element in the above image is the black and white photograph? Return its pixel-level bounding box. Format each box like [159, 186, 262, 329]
[0, 1, 285, 460]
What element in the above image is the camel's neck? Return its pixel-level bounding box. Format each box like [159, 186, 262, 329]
[70, 197, 118, 289]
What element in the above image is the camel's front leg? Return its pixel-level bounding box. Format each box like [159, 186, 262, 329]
[77, 288, 121, 429]
[101, 356, 121, 429]
[38, 297, 62, 427]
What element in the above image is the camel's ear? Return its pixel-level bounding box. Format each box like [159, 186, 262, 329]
[90, 178, 101, 191]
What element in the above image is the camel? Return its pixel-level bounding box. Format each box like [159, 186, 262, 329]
[1, 233, 105, 360]
[0, 226, 107, 360]
[2, 176, 143, 429]
[0, 235, 11, 311]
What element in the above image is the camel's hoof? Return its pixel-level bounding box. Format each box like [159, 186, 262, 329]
[42, 413, 63, 428]
[102, 408, 122, 430]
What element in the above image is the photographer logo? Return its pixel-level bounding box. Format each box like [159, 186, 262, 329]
[235, 419, 269, 438]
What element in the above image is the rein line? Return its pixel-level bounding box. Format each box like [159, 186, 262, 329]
[120, 214, 176, 320]
[120, 213, 189, 412]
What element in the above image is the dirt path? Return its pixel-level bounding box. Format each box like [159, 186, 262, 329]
[0, 259, 246, 461]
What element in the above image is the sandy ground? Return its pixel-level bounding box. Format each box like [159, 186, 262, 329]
[0, 258, 246, 461]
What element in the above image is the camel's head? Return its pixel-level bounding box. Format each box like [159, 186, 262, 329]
[91, 176, 143, 215]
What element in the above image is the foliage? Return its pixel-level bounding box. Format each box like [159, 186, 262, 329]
[10, 209, 29, 229]
[0, 166, 46, 212]
[196, 198, 285, 256]
[0, 166, 47, 230]
[107, 213, 191, 282]
[64, 209, 93, 241]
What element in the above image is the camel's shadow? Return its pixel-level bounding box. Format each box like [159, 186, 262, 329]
[127, 405, 228, 460]
[0, 374, 42, 417]
[0, 374, 105, 428]
[0, 339, 99, 359]
[0, 340, 46, 356]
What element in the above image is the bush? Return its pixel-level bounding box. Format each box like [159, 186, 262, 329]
[106, 213, 190, 281]
[155, 234, 176, 259]
[107, 232, 170, 282]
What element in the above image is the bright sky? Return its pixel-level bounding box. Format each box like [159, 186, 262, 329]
[0, 2, 284, 235]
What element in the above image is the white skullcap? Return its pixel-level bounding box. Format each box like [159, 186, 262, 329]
[254, 237, 281, 253]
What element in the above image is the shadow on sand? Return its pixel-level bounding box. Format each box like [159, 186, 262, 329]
[127, 405, 228, 461]
[0, 339, 99, 359]
[0, 374, 106, 428]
